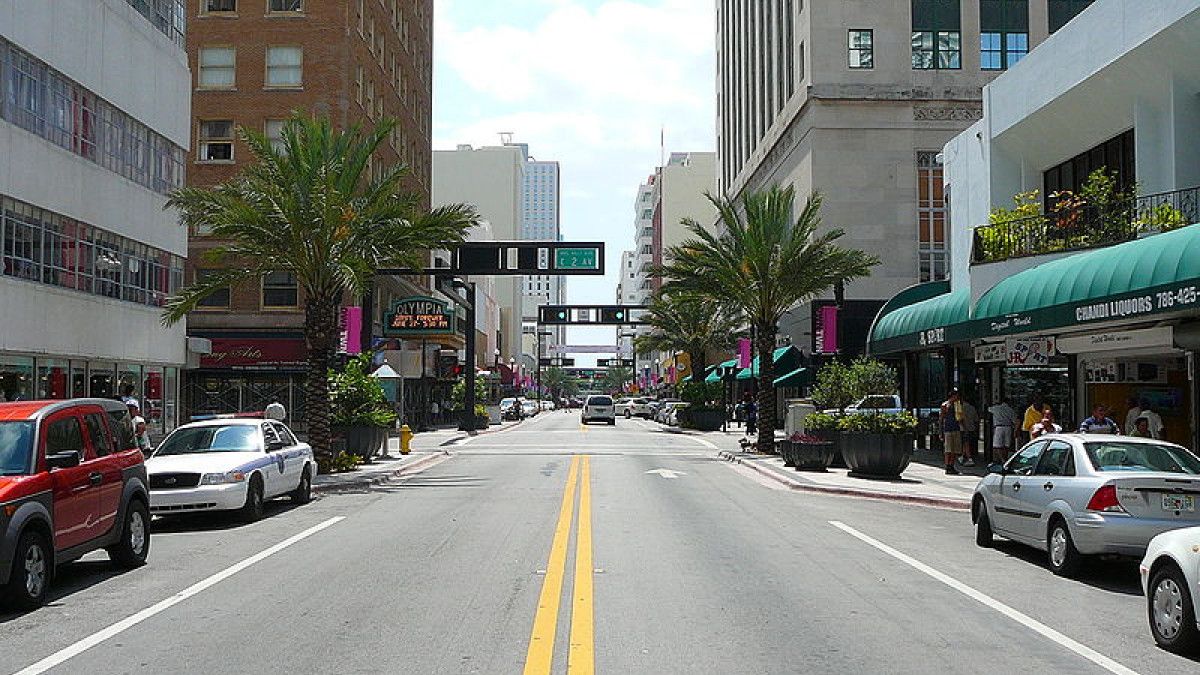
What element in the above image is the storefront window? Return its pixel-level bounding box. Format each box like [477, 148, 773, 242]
[89, 362, 116, 399]
[0, 355, 34, 402]
[143, 365, 164, 435]
[37, 358, 70, 400]
[1005, 366, 1071, 425]
[117, 363, 142, 402]
[164, 367, 178, 432]
[70, 361, 86, 398]
[915, 351, 948, 408]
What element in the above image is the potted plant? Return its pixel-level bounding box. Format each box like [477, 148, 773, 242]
[329, 355, 399, 462]
[837, 411, 917, 477]
[787, 432, 836, 471]
[677, 381, 724, 431]
[802, 411, 843, 466]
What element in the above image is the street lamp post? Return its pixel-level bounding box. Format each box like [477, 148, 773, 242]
[536, 330, 552, 405]
[621, 330, 637, 393]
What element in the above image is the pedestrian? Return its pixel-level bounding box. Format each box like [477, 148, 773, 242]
[1030, 407, 1062, 439]
[1078, 404, 1120, 434]
[744, 395, 758, 436]
[120, 384, 139, 410]
[1123, 395, 1142, 435]
[431, 400, 440, 425]
[940, 388, 963, 475]
[126, 401, 153, 454]
[1021, 394, 1044, 443]
[264, 401, 287, 422]
[959, 396, 979, 467]
[1127, 397, 1163, 439]
[986, 396, 1018, 463]
[1130, 416, 1154, 438]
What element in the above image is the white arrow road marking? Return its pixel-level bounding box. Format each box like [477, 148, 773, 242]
[645, 469, 685, 479]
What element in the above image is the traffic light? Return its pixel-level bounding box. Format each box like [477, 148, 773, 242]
[599, 307, 627, 324]
[539, 306, 569, 324]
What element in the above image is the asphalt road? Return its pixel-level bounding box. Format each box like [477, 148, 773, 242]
[2, 411, 1198, 674]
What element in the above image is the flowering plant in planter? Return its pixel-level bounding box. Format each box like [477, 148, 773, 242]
[789, 433, 830, 444]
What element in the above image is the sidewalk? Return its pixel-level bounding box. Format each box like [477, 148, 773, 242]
[720, 449, 976, 510]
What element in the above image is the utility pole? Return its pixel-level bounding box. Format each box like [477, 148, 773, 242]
[460, 281, 477, 431]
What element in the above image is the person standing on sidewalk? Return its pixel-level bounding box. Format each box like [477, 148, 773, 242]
[1079, 404, 1121, 434]
[987, 397, 1018, 463]
[1030, 407, 1062, 439]
[959, 397, 979, 467]
[940, 389, 963, 475]
[744, 396, 758, 436]
[1021, 394, 1044, 444]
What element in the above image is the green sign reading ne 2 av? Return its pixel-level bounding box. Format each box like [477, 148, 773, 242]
[555, 247, 598, 271]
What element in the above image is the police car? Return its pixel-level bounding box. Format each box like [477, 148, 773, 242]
[145, 416, 316, 521]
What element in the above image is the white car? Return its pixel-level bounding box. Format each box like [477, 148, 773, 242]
[663, 402, 690, 426]
[521, 400, 539, 417]
[582, 395, 616, 425]
[539, 400, 556, 411]
[630, 398, 654, 419]
[1140, 526, 1200, 653]
[146, 418, 316, 521]
[614, 399, 635, 417]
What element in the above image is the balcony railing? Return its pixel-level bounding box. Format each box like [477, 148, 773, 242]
[972, 185, 1200, 264]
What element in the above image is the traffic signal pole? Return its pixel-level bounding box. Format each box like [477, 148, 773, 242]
[461, 281, 477, 432]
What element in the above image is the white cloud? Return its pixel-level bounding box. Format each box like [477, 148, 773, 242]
[434, 0, 715, 353]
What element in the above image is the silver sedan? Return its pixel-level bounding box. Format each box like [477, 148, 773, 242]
[972, 434, 1200, 576]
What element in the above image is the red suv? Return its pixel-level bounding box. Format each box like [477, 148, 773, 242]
[0, 399, 150, 609]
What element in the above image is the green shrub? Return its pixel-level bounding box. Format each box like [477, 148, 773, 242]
[812, 357, 898, 411]
[838, 410, 918, 434]
[804, 412, 840, 431]
[679, 381, 722, 405]
[329, 355, 398, 427]
[318, 451, 362, 474]
[1135, 202, 1188, 233]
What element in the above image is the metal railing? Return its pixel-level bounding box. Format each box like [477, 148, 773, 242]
[972, 185, 1200, 264]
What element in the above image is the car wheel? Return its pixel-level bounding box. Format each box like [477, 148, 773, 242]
[1047, 519, 1083, 577]
[291, 466, 312, 505]
[107, 499, 150, 568]
[974, 502, 993, 548]
[4, 530, 51, 610]
[1148, 563, 1200, 654]
[240, 476, 265, 523]
[608, 419, 616, 426]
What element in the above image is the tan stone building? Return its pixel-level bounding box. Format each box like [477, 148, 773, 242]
[717, 0, 1097, 357]
[184, 0, 448, 428]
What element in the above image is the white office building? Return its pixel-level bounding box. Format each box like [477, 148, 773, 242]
[0, 0, 190, 433]
[513, 145, 565, 348]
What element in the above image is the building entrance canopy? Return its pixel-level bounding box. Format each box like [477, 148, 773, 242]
[869, 224, 1200, 353]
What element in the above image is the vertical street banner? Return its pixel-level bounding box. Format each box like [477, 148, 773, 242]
[737, 338, 752, 368]
[340, 306, 362, 355]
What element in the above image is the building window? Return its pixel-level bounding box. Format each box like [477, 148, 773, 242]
[203, 0, 236, 12]
[1042, 129, 1135, 212]
[265, 46, 302, 88]
[262, 271, 298, 308]
[912, 0, 962, 70]
[268, 0, 303, 12]
[198, 120, 234, 162]
[848, 30, 873, 69]
[265, 119, 286, 153]
[980, 0, 1028, 70]
[1049, 0, 1094, 33]
[917, 152, 948, 282]
[198, 47, 236, 89]
[195, 271, 231, 308]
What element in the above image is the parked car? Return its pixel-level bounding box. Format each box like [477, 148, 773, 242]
[539, 400, 556, 411]
[0, 399, 151, 609]
[972, 434, 1200, 576]
[614, 399, 635, 417]
[844, 395, 939, 419]
[582, 395, 616, 425]
[1140, 526, 1200, 653]
[500, 398, 522, 421]
[521, 400, 539, 418]
[664, 402, 690, 426]
[654, 399, 683, 423]
[146, 418, 316, 522]
[630, 398, 654, 419]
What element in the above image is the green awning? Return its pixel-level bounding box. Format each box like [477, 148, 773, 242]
[773, 367, 809, 388]
[975, 223, 1200, 331]
[692, 365, 717, 383]
[705, 359, 738, 383]
[736, 346, 801, 380]
[868, 287, 971, 354]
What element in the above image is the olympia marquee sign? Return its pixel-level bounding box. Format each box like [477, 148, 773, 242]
[384, 296, 454, 336]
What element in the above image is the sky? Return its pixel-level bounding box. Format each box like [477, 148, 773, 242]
[432, 0, 716, 361]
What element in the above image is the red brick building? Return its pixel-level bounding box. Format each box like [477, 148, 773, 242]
[184, 0, 452, 428]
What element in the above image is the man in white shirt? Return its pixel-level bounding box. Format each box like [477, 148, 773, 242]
[1125, 396, 1164, 438]
[987, 397, 1019, 462]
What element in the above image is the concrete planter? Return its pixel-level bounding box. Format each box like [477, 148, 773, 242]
[840, 432, 914, 477]
[332, 425, 388, 460]
[684, 408, 725, 431]
[791, 441, 836, 471]
[808, 428, 845, 467]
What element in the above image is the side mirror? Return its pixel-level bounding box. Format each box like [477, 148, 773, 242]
[47, 450, 82, 469]
[267, 440, 288, 451]
[987, 462, 1007, 475]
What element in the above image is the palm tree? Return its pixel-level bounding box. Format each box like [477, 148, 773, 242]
[657, 185, 878, 451]
[542, 367, 579, 402]
[599, 366, 633, 395]
[163, 114, 478, 460]
[634, 291, 743, 381]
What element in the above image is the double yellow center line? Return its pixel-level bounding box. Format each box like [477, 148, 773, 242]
[523, 455, 594, 675]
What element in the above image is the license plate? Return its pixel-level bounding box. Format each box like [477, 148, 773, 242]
[1161, 494, 1196, 512]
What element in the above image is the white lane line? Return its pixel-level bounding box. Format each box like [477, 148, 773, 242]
[828, 521, 1140, 675]
[12, 516, 345, 675]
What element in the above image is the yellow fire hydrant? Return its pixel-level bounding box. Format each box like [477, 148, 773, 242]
[399, 424, 413, 455]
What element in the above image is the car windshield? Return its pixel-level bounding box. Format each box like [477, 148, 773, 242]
[589, 396, 613, 406]
[1084, 441, 1200, 474]
[0, 421, 34, 476]
[153, 425, 262, 457]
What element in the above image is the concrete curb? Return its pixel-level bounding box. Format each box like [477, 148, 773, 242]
[313, 451, 452, 494]
[719, 451, 971, 511]
[431, 419, 525, 447]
